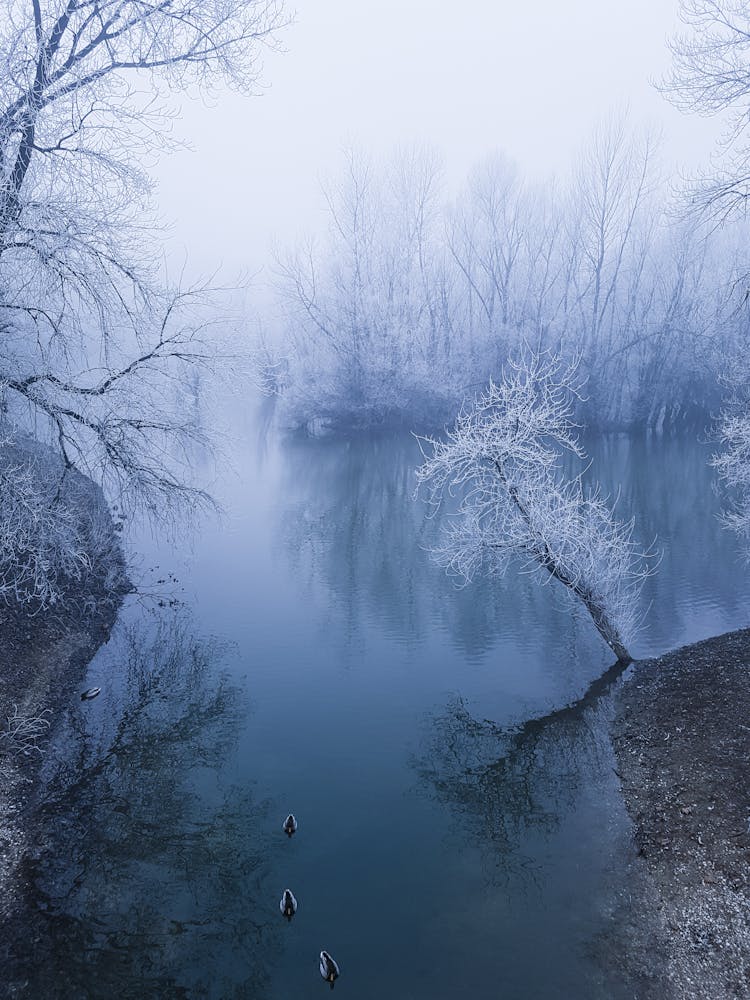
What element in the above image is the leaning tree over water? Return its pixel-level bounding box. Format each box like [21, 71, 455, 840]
[416, 353, 653, 663]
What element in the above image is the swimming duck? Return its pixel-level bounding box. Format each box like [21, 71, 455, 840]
[282, 814, 298, 837]
[319, 951, 339, 989]
[80, 687, 101, 701]
[279, 888, 297, 921]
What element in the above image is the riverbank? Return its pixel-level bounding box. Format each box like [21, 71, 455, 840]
[0, 593, 124, 936]
[0, 454, 128, 994]
[612, 629, 750, 999]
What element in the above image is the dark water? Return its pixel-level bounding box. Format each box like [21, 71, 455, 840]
[14, 428, 750, 998]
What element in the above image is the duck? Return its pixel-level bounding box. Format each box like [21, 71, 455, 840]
[319, 951, 340, 989]
[282, 814, 298, 837]
[279, 888, 297, 921]
[80, 687, 101, 701]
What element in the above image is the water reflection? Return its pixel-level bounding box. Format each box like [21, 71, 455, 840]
[8, 609, 278, 999]
[414, 661, 627, 888]
[277, 433, 609, 689]
[278, 435, 431, 643]
[586, 434, 749, 654]
[279, 432, 750, 665]
[412, 669, 644, 999]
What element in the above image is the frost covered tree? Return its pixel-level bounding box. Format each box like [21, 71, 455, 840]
[712, 358, 750, 542]
[663, 0, 750, 221]
[0, 0, 286, 519]
[274, 147, 462, 430]
[415, 354, 652, 663]
[662, 2, 750, 538]
[272, 124, 744, 434]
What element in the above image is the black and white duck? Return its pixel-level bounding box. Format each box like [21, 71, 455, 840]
[279, 888, 298, 921]
[319, 951, 339, 989]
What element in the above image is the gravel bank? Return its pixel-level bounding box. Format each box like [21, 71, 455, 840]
[612, 629, 750, 999]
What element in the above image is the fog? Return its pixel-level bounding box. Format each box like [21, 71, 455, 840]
[151, 0, 723, 283]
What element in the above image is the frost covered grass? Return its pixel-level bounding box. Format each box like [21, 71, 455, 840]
[0, 433, 127, 614]
[416, 353, 654, 662]
[0, 704, 51, 777]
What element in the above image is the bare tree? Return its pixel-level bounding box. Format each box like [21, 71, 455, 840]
[447, 156, 526, 345]
[662, 0, 750, 221]
[415, 353, 653, 663]
[274, 147, 459, 430]
[0, 1, 287, 516]
[661, 3, 750, 540]
[568, 121, 656, 370]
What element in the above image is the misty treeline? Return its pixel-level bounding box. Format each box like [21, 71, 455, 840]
[271, 119, 749, 434]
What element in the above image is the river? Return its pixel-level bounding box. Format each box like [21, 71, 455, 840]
[15, 423, 750, 998]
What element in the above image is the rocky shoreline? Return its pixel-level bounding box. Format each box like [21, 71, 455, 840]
[612, 629, 750, 999]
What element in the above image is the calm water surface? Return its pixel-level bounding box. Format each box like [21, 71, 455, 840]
[16, 425, 750, 998]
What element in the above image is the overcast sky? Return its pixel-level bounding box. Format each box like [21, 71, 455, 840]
[150, 0, 722, 287]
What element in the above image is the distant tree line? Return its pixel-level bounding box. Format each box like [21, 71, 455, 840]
[272, 120, 749, 434]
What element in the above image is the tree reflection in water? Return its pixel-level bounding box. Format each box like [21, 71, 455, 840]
[7, 609, 278, 999]
[414, 659, 630, 887]
[277, 432, 600, 670]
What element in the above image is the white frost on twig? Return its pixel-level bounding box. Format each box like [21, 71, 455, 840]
[415, 352, 655, 661]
